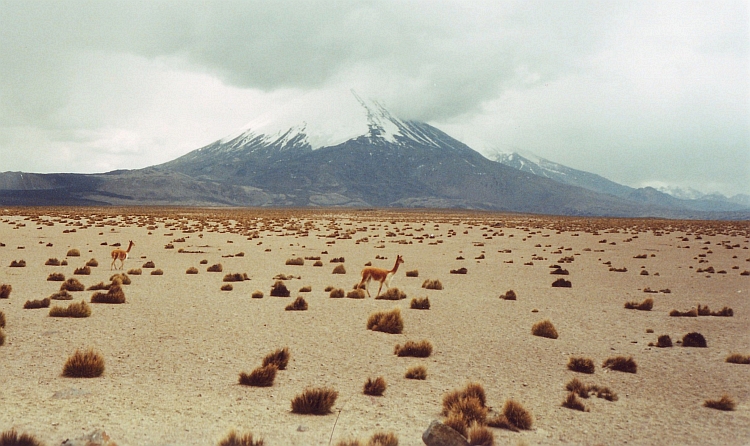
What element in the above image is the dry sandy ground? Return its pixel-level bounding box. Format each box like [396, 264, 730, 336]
[0, 208, 748, 446]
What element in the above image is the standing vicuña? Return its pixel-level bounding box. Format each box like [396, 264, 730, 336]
[358, 255, 404, 298]
[110, 241, 134, 270]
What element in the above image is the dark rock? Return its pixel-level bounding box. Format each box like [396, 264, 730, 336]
[422, 420, 470, 446]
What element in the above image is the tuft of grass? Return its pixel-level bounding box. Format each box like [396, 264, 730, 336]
[670, 308, 698, 317]
[376, 287, 406, 300]
[565, 377, 588, 396]
[0, 429, 45, 446]
[500, 289, 517, 300]
[0, 284, 12, 299]
[562, 392, 588, 411]
[66, 249, 80, 257]
[363, 376, 387, 396]
[127, 268, 142, 275]
[624, 298, 653, 311]
[221, 284, 233, 291]
[567, 356, 595, 374]
[217, 430, 265, 446]
[270, 280, 290, 297]
[91, 280, 126, 304]
[531, 319, 558, 339]
[24, 298, 51, 309]
[85, 258, 98, 267]
[450, 267, 468, 275]
[467, 423, 494, 446]
[0, 310, 4, 328]
[262, 347, 290, 370]
[49, 300, 91, 318]
[552, 278, 572, 287]
[726, 353, 750, 364]
[60, 278, 84, 292]
[410, 297, 430, 310]
[186, 267, 199, 274]
[366, 432, 398, 446]
[285, 296, 308, 311]
[405, 365, 427, 380]
[285, 257, 304, 266]
[657, 335, 673, 348]
[299, 285, 312, 293]
[347, 289, 366, 299]
[151, 269, 164, 275]
[394, 340, 433, 357]
[602, 356, 637, 373]
[223, 273, 249, 282]
[443, 411, 468, 437]
[444, 395, 487, 426]
[329, 288, 345, 298]
[73, 266, 91, 275]
[332, 264, 346, 274]
[0, 327, 4, 346]
[207, 263, 223, 272]
[704, 394, 736, 411]
[251, 290, 264, 299]
[290, 387, 338, 415]
[367, 308, 404, 334]
[45, 258, 61, 266]
[711, 307, 733, 317]
[682, 332, 707, 348]
[9, 260, 26, 268]
[502, 399, 533, 430]
[62, 348, 104, 378]
[47, 272, 66, 281]
[87, 282, 109, 291]
[442, 382, 487, 418]
[405, 269, 419, 277]
[142, 261, 156, 268]
[313, 260, 323, 267]
[239, 364, 278, 387]
[49, 290, 73, 300]
[421, 279, 443, 290]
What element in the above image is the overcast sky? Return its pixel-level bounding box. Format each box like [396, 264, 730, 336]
[1, 0, 748, 196]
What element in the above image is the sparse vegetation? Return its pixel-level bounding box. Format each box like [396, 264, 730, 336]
[62, 348, 104, 378]
[502, 399, 534, 430]
[405, 365, 427, 380]
[60, 278, 85, 292]
[552, 278, 572, 287]
[394, 340, 433, 357]
[285, 296, 308, 311]
[602, 356, 637, 373]
[285, 257, 304, 266]
[346, 289, 366, 299]
[24, 298, 51, 309]
[442, 383, 488, 429]
[329, 288, 345, 298]
[332, 264, 346, 274]
[73, 265, 91, 275]
[367, 308, 404, 334]
[410, 297, 430, 309]
[49, 290, 73, 300]
[450, 267, 467, 274]
[262, 347, 290, 370]
[562, 392, 588, 411]
[223, 273, 249, 282]
[624, 298, 653, 311]
[726, 353, 750, 364]
[670, 308, 698, 317]
[221, 284, 233, 291]
[704, 394, 736, 411]
[376, 287, 406, 300]
[363, 376, 387, 396]
[290, 387, 338, 415]
[0, 311, 5, 328]
[500, 289, 517, 300]
[657, 335, 673, 348]
[270, 280, 290, 297]
[143, 261, 156, 268]
[0, 429, 45, 446]
[45, 258, 61, 266]
[9, 260, 25, 267]
[532, 319, 558, 339]
[299, 285, 312, 292]
[567, 356, 595, 374]
[151, 269, 164, 275]
[682, 332, 707, 348]
[207, 263, 223, 272]
[251, 290, 264, 299]
[127, 268, 142, 275]
[239, 364, 278, 387]
[405, 269, 418, 277]
[217, 430, 265, 446]
[66, 249, 80, 257]
[47, 272, 66, 281]
[49, 300, 91, 318]
[186, 267, 199, 274]
[86, 258, 98, 267]
[0, 284, 10, 299]
[421, 279, 443, 290]
[0, 328, 4, 346]
[467, 423, 494, 446]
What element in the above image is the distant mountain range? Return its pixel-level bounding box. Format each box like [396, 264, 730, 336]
[0, 93, 747, 219]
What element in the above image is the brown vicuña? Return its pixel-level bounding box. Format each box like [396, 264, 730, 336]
[110, 240, 135, 270]
[357, 255, 404, 298]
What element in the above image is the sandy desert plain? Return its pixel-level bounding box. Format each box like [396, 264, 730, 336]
[0, 207, 748, 446]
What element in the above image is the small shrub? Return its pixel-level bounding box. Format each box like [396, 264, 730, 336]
[73, 266, 91, 275]
[376, 287, 406, 300]
[450, 267, 467, 274]
[567, 356, 595, 374]
[127, 268, 142, 275]
[45, 258, 61, 266]
[467, 423, 494, 446]
[562, 392, 588, 411]
[186, 267, 199, 274]
[0, 429, 45, 446]
[60, 278, 84, 292]
[0, 311, 4, 328]
[532, 319, 558, 339]
[442, 382, 487, 416]
[670, 308, 698, 317]
[285, 296, 308, 311]
[299, 285, 312, 293]
[221, 284, 233, 291]
[421, 279, 443, 290]
[0, 327, 4, 346]
[49, 290, 73, 300]
[552, 278, 572, 287]
[704, 394, 736, 411]
[367, 308, 404, 334]
[394, 340, 433, 357]
[285, 257, 304, 266]
[110, 273, 131, 286]
[367, 432, 398, 446]
[405, 365, 427, 380]
[565, 377, 588, 397]
[500, 290, 517, 300]
[217, 430, 265, 446]
[682, 332, 707, 348]
[47, 272, 66, 281]
[270, 280, 290, 297]
[405, 269, 419, 277]
[290, 387, 338, 415]
[239, 364, 278, 387]
[24, 298, 51, 309]
[251, 290, 264, 299]
[410, 297, 430, 309]
[313, 260, 323, 267]
[725, 353, 750, 364]
[87, 281, 110, 291]
[90, 281, 126, 303]
[444, 395, 487, 425]
[62, 348, 104, 377]
[66, 249, 81, 257]
[223, 273, 249, 282]
[329, 288, 345, 298]
[332, 264, 346, 274]
[625, 298, 653, 310]
[502, 399, 533, 430]
[0, 284, 11, 299]
[602, 356, 637, 373]
[85, 258, 98, 267]
[262, 347, 290, 370]
[363, 376, 387, 396]
[9, 260, 26, 267]
[150, 269, 163, 275]
[657, 335, 673, 348]
[443, 412, 468, 437]
[49, 300, 91, 318]
[711, 307, 733, 317]
[346, 289, 366, 299]
[143, 261, 156, 268]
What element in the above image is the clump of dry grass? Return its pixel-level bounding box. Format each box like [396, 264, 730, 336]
[66, 249, 80, 257]
[151, 269, 164, 275]
[562, 392, 588, 411]
[87, 282, 109, 291]
[532, 319, 558, 339]
[285, 296, 308, 311]
[221, 284, 233, 291]
[657, 335, 673, 348]
[602, 356, 637, 373]
[364, 376, 387, 396]
[0, 311, 5, 328]
[405, 269, 419, 277]
[239, 364, 278, 387]
[552, 278, 572, 287]
[704, 394, 736, 411]
[567, 356, 595, 374]
[60, 278, 85, 292]
[0, 284, 11, 299]
[62, 348, 104, 377]
[410, 297, 430, 310]
[223, 273, 249, 282]
[285, 257, 304, 266]
[186, 267, 199, 274]
[313, 260, 323, 267]
[299, 285, 312, 292]
[346, 289, 366, 299]
[47, 272, 66, 281]
[365, 432, 398, 446]
[500, 290, 517, 300]
[127, 268, 142, 275]
[9, 260, 26, 267]
[726, 353, 750, 364]
[394, 340, 433, 357]
[467, 422, 494, 446]
[421, 279, 443, 290]
[443, 412, 468, 437]
[711, 307, 733, 317]
[86, 258, 98, 267]
[450, 267, 468, 275]
[24, 298, 51, 309]
[442, 383, 488, 427]
[624, 298, 653, 311]
[0, 327, 5, 346]
[207, 263, 223, 272]
[0, 429, 45, 446]
[49, 290, 73, 300]
[251, 290, 264, 299]
[329, 288, 345, 298]
[49, 300, 91, 318]
[670, 308, 698, 317]
[270, 280, 290, 297]
[367, 308, 404, 334]
[45, 258, 61, 266]
[376, 288, 406, 300]
[142, 261, 156, 268]
[290, 387, 338, 415]
[217, 430, 265, 446]
[73, 266, 91, 275]
[332, 264, 346, 274]
[262, 347, 290, 370]
[500, 399, 534, 430]
[405, 365, 427, 380]
[682, 332, 707, 348]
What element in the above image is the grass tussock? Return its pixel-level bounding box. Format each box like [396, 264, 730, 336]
[85, 258, 98, 267]
[0, 284, 11, 299]
[251, 290, 264, 299]
[670, 308, 698, 317]
[567, 356, 595, 374]
[552, 278, 572, 287]
[0, 327, 4, 346]
[262, 347, 290, 370]
[62, 348, 104, 378]
[376, 287, 406, 300]
[442, 382, 487, 424]
[467, 423, 494, 446]
[221, 284, 233, 291]
[704, 394, 736, 411]
[186, 267, 199, 274]
[346, 289, 366, 299]
[394, 340, 433, 357]
[329, 288, 345, 298]
[500, 289, 517, 300]
[151, 269, 164, 275]
[217, 430, 265, 446]
[73, 266, 91, 275]
[365, 432, 398, 446]
[285, 296, 308, 311]
[108, 273, 130, 285]
[239, 364, 278, 387]
[24, 298, 51, 309]
[49, 290, 73, 300]
[657, 335, 673, 348]
[45, 258, 61, 266]
[501, 399, 534, 430]
[9, 260, 26, 267]
[682, 332, 707, 348]
[711, 306, 733, 317]
[299, 285, 312, 293]
[405, 365, 427, 380]
[602, 356, 637, 373]
[223, 273, 249, 282]
[450, 267, 468, 274]
[207, 263, 223, 272]
[66, 249, 80, 257]
[49, 300, 91, 318]
[443, 412, 468, 437]
[87, 281, 110, 291]
[531, 319, 558, 339]
[405, 269, 419, 277]
[290, 387, 338, 415]
[0, 311, 4, 328]
[91, 280, 126, 304]
[127, 268, 142, 275]
[562, 392, 588, 411]
[624, 298, 653, 311]
[363, 376, 387, 396]
[142, 261, 156, 268]
[0, 429, 45, 446]
[421, 279, 443, 290]
[285, 257, 304, 266]
[47, 272, 66, 281]
[367, 308, 404, 334]
[332, 264, 346, 274]
[410, 297, 430, 309]
[270, 280, 290, 297]
[726, 353, 750, 364]
[60, 278, 85, 292]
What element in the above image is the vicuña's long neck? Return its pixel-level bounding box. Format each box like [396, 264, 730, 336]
[390, 258, 401, 274]
[126, 242, 133, 253]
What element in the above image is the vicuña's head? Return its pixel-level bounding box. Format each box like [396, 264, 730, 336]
[396, 255, 404, 264]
